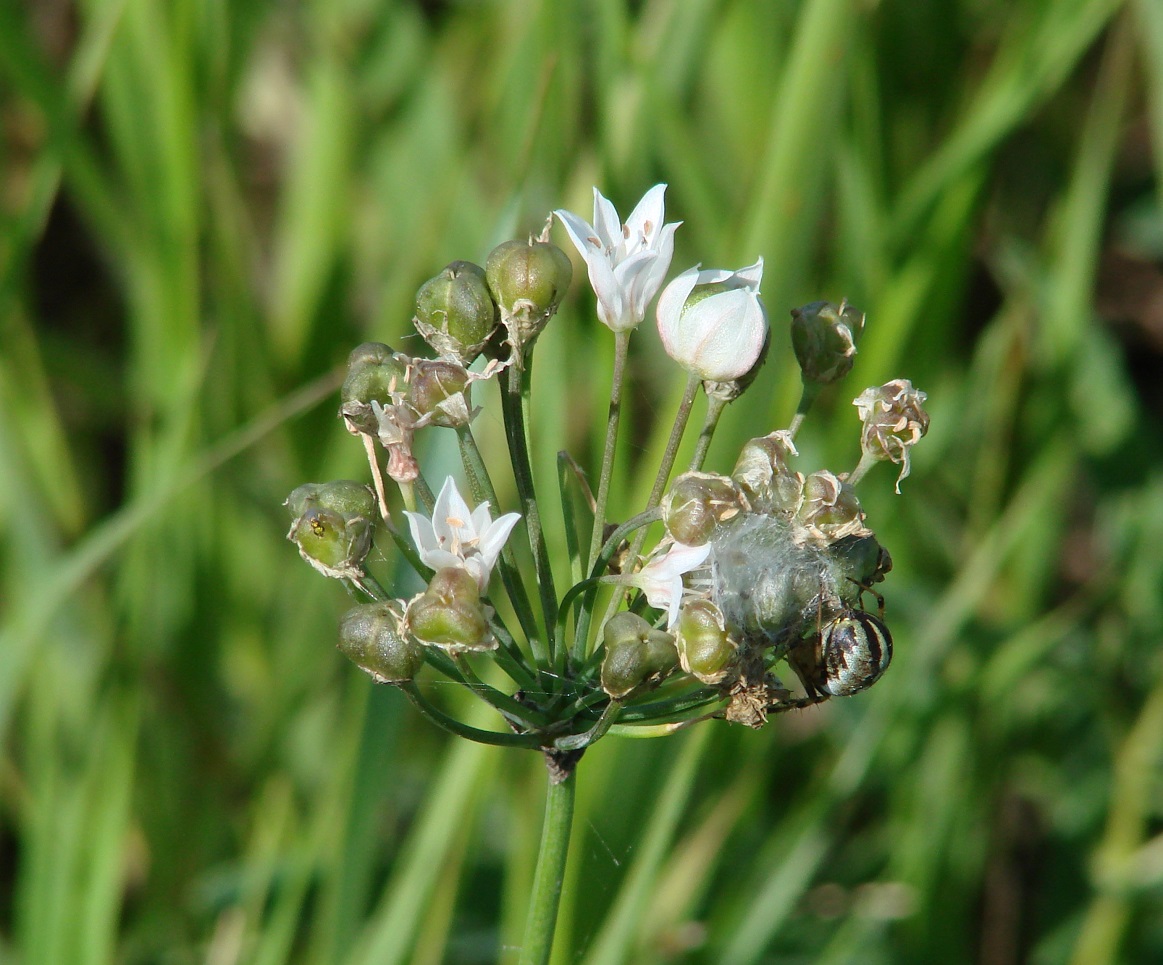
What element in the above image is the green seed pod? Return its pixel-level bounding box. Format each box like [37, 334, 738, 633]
[285, 480, 376, 520]
[485, 238, 572, 349]
[731, 432, 804, 515]
[341, 342, 408, 406]
[339, 602, 425, 683]
[408, 358, 472, 428]
[288, 506, 372, 577]
[676, 600, 737, 684]
[797, 471, 868, 544]
[406, 566, 496, 652]
[414, 261, 499, 364]
[790, 300, 864, 385]
[830, 533, 892, 602]
[600, 612, 678, 698]
[661, 472, 748, 546]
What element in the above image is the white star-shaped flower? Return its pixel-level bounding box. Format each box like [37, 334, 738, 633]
[625, 541, 712, 629]
[403, 477, 521, 592]
[554, 184, 681, 332]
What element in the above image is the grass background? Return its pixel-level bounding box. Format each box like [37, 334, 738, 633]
[2, 0, 1163, 962]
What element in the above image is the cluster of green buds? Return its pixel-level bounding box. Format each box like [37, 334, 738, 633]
[285, 185, 929, 777]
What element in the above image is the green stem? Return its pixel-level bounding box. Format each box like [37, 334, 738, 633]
[414, 475, 435, 514]
[570, 508, 663, 663]
[503, 359, 559, 665]
[646, 373, 702, 512]
[397, 683, 542, 749]
[553, 699, 622, 751]
[518, 769, 576, 965]
[457, 425, 545, 663]
[598, 374, 700, 630]
[846, 450, 879, 488]
[788, 381, 821, 440]
[450, 653, 551, 729]
[689, 393, 728, 472]
[490, 618, 538, 690]
[587, 329, 630, 572]
[557, 452, 586, 590]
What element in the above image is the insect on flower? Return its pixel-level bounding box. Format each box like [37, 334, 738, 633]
[786, 604, 893, 700]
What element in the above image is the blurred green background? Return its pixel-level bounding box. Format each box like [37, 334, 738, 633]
[3, 0, 1163, 962]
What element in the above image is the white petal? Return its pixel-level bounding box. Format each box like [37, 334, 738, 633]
[587, 254, 628, 331]
[428, 478, 457, 544]
[655, 265, 701, 359]
[469, 501, 494, 535]
[637, 541, 710, 628]
[637, 220, 679, 303]
[623, 184, 667, 248]
[681, 290, 767, 381]
[422, 548, 464, 572]
[478, 511, 522, 569]
[659, 541, 712, 574]
[554, 208, 602, 258]
[555, 206, 631, 330]
[732, 257, 764, 290]
[611, 251, 658, 326]
[442, 480, 474, 534]
[592, 188, 623, 250]
[404, 509, 442, 565]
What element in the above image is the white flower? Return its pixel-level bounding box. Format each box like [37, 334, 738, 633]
[554, 184, 680, 332]
[403, 477, 521, 592]
[625, 541, 711, 629]
[656, 258, 768, 381]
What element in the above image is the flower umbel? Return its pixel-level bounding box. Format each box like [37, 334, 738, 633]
[286, 182, 933, 965]
[656, 258, 768, 382]
[403, 477, 521, 592]
[554, 184, 680, 333]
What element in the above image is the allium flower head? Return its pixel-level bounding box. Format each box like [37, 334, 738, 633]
[656, 259, 768, 382]
[404, 477, 521, 592]
[554, 184, 680, 332]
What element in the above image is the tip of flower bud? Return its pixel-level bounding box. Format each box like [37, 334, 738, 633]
[341, 343, 408, 406]
[339, 602, 425, 683]
[790, 300, 865, 385]
[414, 261, 499, 364]
[406, 566, 497, 652]
[600, 612, 678, 698]
[408, 358, 473, 428]
[661, 472, 749, 546]
[656, 261, 769, 383]
[485, 238, 573, 353]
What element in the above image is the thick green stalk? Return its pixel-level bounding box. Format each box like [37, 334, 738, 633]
[518, 769, 576, 965]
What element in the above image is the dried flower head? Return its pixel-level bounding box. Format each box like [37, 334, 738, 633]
[853, 379, 930, 492]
